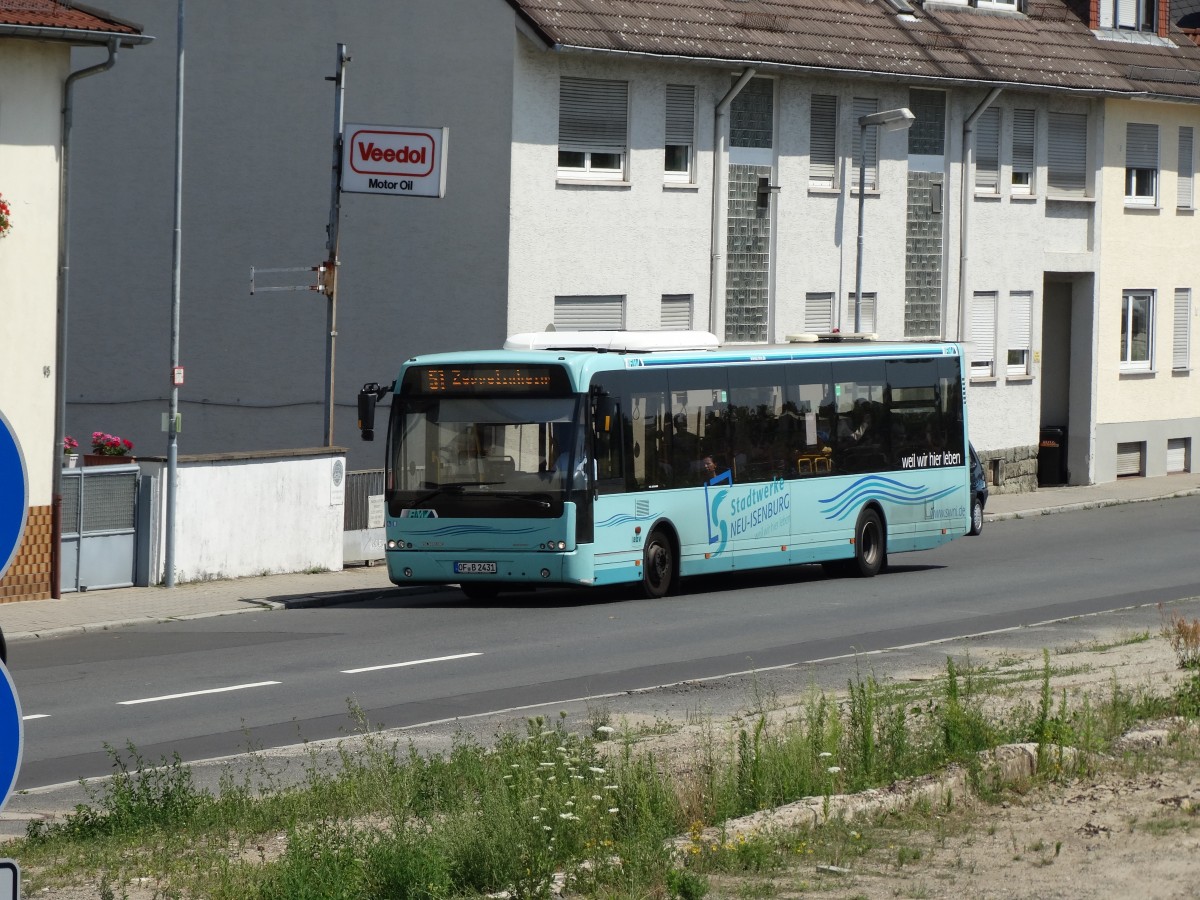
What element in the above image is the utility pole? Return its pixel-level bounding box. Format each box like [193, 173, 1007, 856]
[323, 44, 349, 447]
[165, 0, 186, 588]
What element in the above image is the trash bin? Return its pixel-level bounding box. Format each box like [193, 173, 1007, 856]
[1038, 426, 1067, 486]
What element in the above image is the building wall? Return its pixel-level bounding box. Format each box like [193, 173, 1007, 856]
[1094, 97, 1200, 480]
[66, 0, 517, 471]
[509, 45, 724, 334]
[0, 39, 68, 601]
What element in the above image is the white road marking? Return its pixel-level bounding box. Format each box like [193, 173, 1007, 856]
[118, 681, 281, 706]
[22, 714, 50, 721]
[342, 652, 482, 675]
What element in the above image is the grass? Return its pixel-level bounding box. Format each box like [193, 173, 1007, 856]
[8, 651, 1200, 899]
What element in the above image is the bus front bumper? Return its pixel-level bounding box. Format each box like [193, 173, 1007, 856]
[385, 546, 596, 587]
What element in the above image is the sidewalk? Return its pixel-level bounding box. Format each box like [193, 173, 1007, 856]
[3, 473, 1199, 644]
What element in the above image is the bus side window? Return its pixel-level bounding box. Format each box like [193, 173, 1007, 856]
[591, 389, 626, 494]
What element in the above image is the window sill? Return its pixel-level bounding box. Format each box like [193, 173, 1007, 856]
[1005, 374, 1034, 384]
[973, 191, 1002, 201]
[808, 186, 840, 196]
[1176, 206, 1195, 215]
[1123, 201, 1160, 212]
[662, 181, 699, 192]
[849, 188, 882, 198]
[1118, 367, 1156, 378]
[556, 177, 631, 189]
[1172, 367, 1192, 375]
[1010, 194, 1038, 203]
[970, 375, 998, 384]
[1045, 194, 1095, 204]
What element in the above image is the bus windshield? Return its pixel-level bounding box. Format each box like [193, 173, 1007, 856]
[387, 396, 585, 517]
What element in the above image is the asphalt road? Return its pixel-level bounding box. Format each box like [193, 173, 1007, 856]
[12, 495, 1200, 790]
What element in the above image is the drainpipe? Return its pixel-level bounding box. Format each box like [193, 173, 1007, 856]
[955, 87, 1003, 342]
[52, 39, 120, 599]
[709, 68, 756, 338]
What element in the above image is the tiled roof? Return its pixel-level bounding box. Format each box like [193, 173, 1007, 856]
[0, 0, 141, 39]
[509, 0, 1200, 99]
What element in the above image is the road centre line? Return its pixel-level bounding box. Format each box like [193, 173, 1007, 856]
[118, 681, 281, 706]
[342, 652, 482, 675]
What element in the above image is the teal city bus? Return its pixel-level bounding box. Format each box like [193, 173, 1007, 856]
[357, 331, 971, 600]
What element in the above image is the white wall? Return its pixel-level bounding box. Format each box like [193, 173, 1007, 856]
[141, 451, 345, 584]
[0, 39, 67, 506]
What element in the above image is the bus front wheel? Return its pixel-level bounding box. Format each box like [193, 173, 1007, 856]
[641, 528, 674, 598]
[850, 508, 885, 577]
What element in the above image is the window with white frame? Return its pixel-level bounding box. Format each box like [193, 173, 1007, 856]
[1011, 109, 1036, 194]
[1099, 0, 1156, 31]
[971, 292, 997, 377]
[1178, 127, 1194, 210]
[1120, 290, 1154, 371]
[975, 107, 1000, 194]
[1007, 291, 1033, 375]
[1047, 112, 1088, 197]
[660, 294, 693, 330]
[1174, 288, 1192, 370]
[554, 295, 625, 330]
[1125, 122, 1159, 206]
[665, 84, 696, 183]
[809, 94, 838, 188]
[558, 77, 628, 180]
[851, 97, 879, 190]
[804, 292, 835, 332]
[845, 292, 877, 333]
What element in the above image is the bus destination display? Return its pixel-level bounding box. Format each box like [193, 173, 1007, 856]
[404, 364, 570, 396]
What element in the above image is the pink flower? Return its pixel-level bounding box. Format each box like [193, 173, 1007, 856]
[90, 431, 134, 456]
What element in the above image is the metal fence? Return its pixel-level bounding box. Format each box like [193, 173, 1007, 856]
[344, 469, 385, 530]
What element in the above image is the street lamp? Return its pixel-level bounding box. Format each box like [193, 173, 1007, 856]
[854, 107, 915, 335]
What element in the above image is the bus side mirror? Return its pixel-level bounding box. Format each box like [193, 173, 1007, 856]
[358, 382, 392, 441]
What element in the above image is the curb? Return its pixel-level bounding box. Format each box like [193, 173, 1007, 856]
[985, 487, 1200, 523]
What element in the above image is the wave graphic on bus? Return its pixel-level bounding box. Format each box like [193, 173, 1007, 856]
[596, 511, 661, 529]
[818, 476, 959, 521]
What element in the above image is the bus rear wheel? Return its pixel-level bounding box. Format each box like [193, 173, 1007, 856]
[641, 528, 674, 598]
[460, 582, 501, 601]
[850, 508, 885, 577]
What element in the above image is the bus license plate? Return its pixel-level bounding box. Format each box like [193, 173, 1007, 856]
[454, 562, 497, 575]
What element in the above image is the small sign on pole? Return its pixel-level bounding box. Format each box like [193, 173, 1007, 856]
[341, 124, 447, 198]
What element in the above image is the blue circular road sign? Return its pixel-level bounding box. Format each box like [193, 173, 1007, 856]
[0, 409, 27, 810]
[0, 409, 28, 582]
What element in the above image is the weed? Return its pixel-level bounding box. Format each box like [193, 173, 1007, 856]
[1160, 604, 1200, 669]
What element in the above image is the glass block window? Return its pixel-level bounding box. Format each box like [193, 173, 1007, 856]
[730, 78, 774, 149]
[908, 89, 946, 157]
[724, 164, 772, 342]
